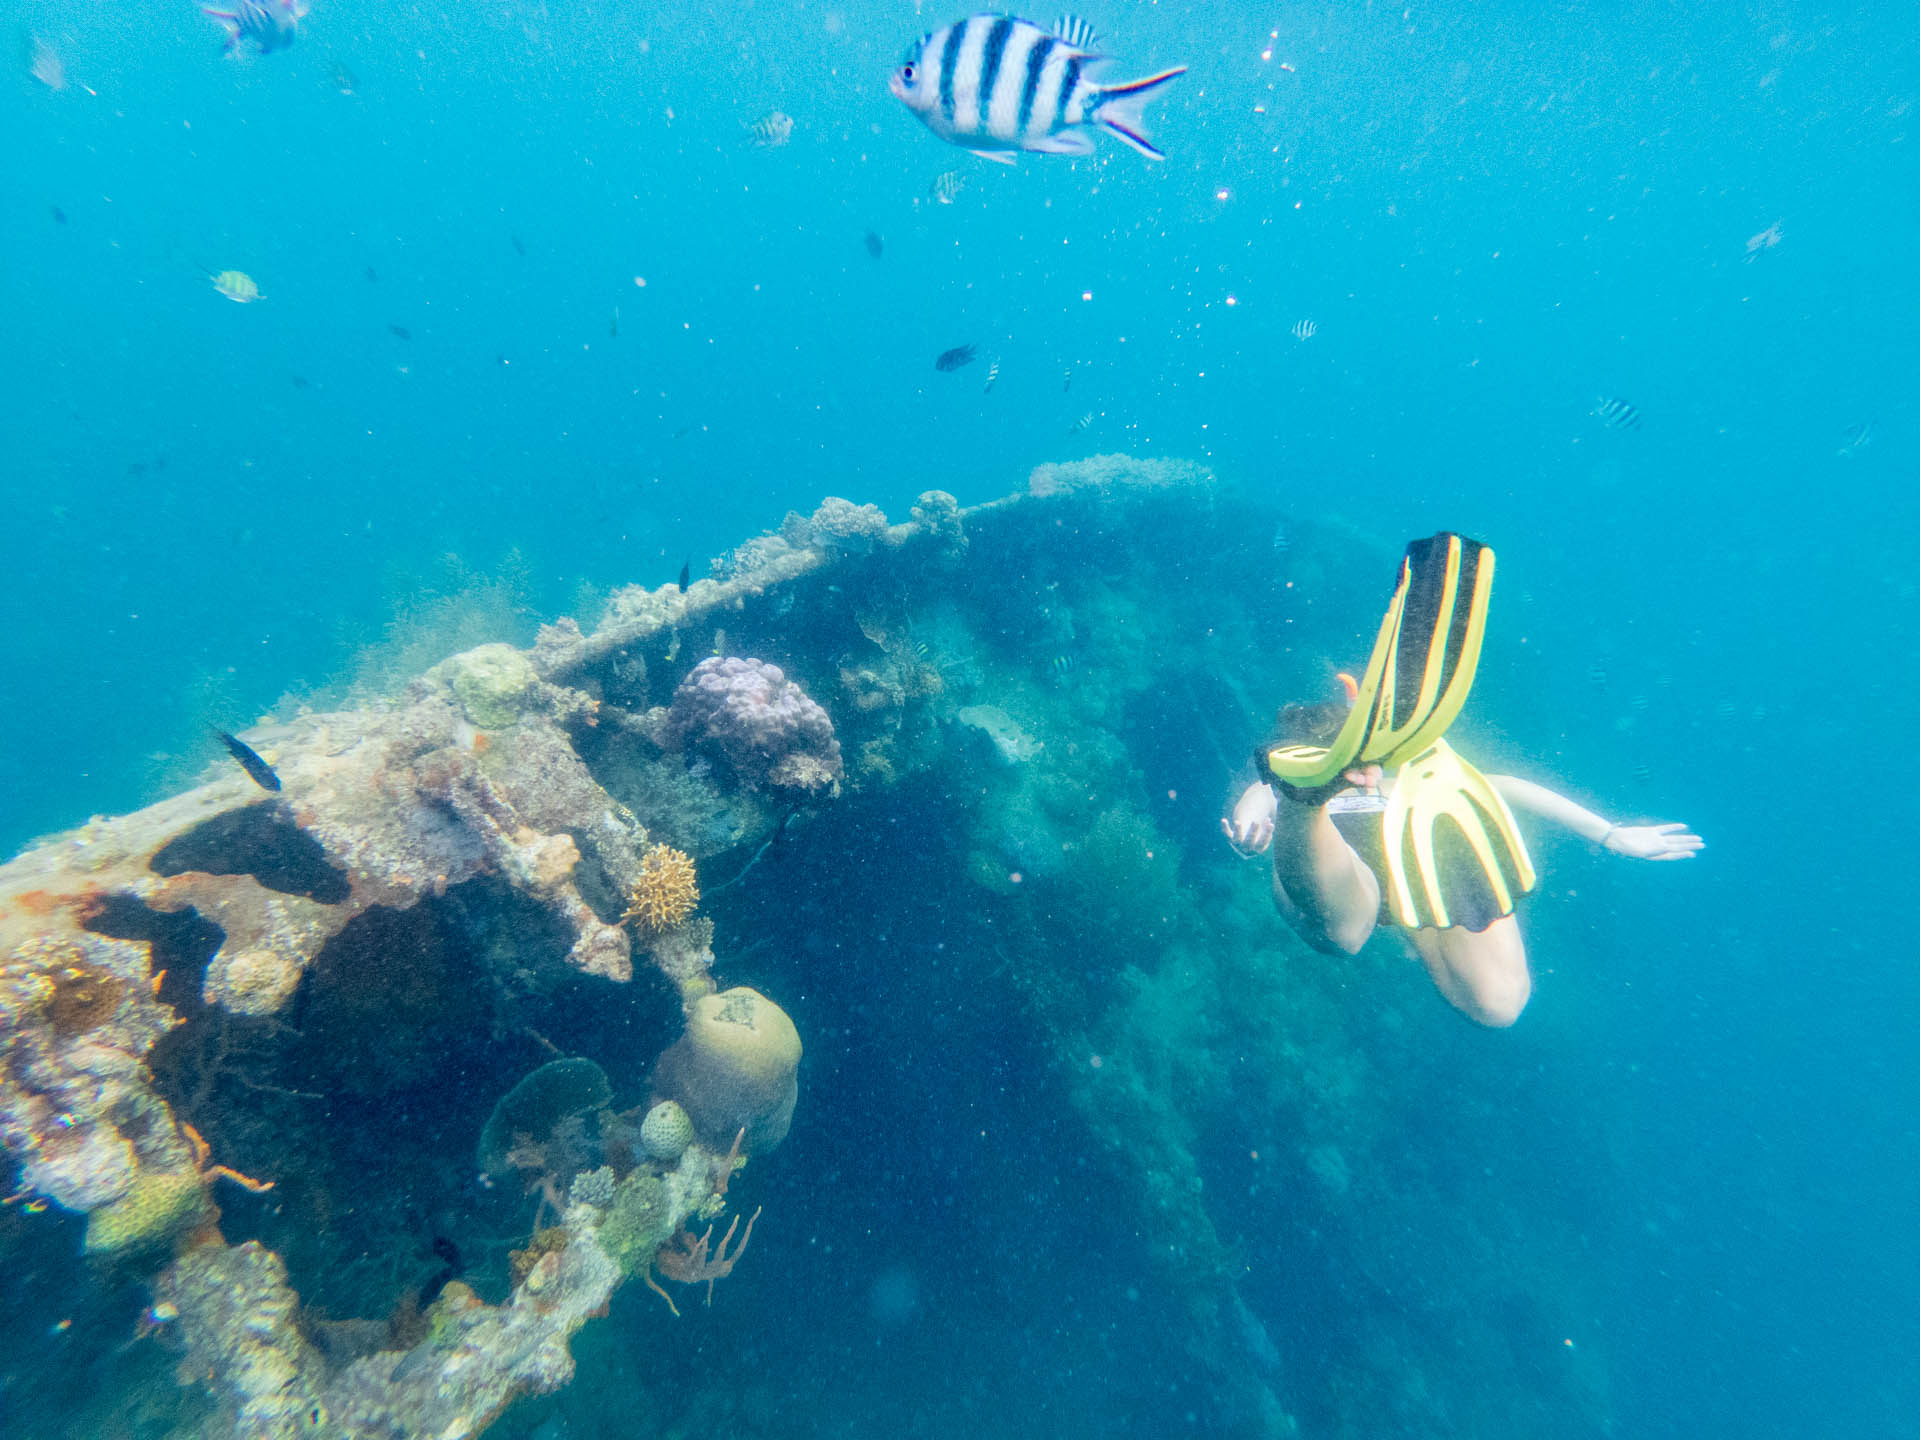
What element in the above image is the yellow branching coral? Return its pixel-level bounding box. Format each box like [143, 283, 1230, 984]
[622, 844, 699, 932]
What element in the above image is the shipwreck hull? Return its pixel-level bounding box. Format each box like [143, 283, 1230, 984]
[0, 458, 1612, 1440]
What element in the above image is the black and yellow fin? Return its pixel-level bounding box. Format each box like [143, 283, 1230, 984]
[1266, 533, 1496, 791]
[1357, 533, 1494, 769]
[1380, 738, 1536, 930]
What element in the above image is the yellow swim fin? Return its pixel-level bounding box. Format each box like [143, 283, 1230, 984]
[1380, 738, 1536, 930]
[1267, 533, 1496, 793]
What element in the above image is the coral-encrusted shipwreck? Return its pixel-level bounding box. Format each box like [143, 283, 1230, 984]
[2, 461, 1278, 1440]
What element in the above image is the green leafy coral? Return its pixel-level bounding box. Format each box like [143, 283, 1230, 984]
[592, 1171, 674, 1277]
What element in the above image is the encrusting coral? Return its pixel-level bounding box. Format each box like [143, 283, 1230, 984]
[661, 657, 843, 795]
[621, 844, 699, 933]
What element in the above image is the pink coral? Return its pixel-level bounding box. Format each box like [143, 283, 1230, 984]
[663, 657, 843, 794]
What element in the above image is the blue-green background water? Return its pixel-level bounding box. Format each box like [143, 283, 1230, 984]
[4, 0, 1917, 1435]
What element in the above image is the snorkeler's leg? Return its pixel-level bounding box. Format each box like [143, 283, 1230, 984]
[1406, 915, 1530, 1027]
[1270, 794, 1380, 955]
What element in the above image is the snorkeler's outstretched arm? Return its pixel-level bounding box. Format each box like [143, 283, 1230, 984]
[1489, 775, 1703, 860]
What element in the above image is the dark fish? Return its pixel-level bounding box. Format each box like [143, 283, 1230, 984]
[291, 374, 310, 389]
[365, 266, 378, 282]
[389, 324, 411, 341]
[934, 344, 977, 372]
[676, 558, 691, 592]
[215, 730, 281, 792]
[51, 206, 66, 225]
[510, 234, 527, 257]
[864, 230, 884, 259]
[1593, 396, 1641, 430]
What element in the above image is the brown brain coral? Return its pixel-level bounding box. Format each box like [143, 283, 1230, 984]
[622, 845, 699, 933]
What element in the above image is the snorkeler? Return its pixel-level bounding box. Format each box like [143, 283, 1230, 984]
[1223, 533, 1702, 1027]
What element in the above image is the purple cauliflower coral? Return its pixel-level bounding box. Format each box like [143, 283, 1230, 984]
[663, 657, 843, 794]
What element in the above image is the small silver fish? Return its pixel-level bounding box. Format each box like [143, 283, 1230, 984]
[1068, 411, 1094, 433]
[982, 356, 1001, 394]
[890, 14, 1186, 162]
[750, 110, 794, 147]
[930, 170, 965, 205]
[1290, 318, 1316, 341]
[1594, 396, 1642, 430]
[1744, 220, 1783, 262]
[1837, 420, 1872, 458]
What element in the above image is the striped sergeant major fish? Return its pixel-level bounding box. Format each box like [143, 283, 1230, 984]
[890, 14, 1186, 162]
[1593, 396, 1642, 430]
[201, 0, 307, 56]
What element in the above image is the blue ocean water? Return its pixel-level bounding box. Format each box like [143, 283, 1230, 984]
[3, 1, 1917, 1437]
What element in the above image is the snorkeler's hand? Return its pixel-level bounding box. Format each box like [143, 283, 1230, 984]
[1602, 822, 1703, 861]
[1223, 784, 1278, 856]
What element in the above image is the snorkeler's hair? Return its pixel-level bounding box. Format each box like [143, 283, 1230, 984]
[1253, 699, 1350, 775]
